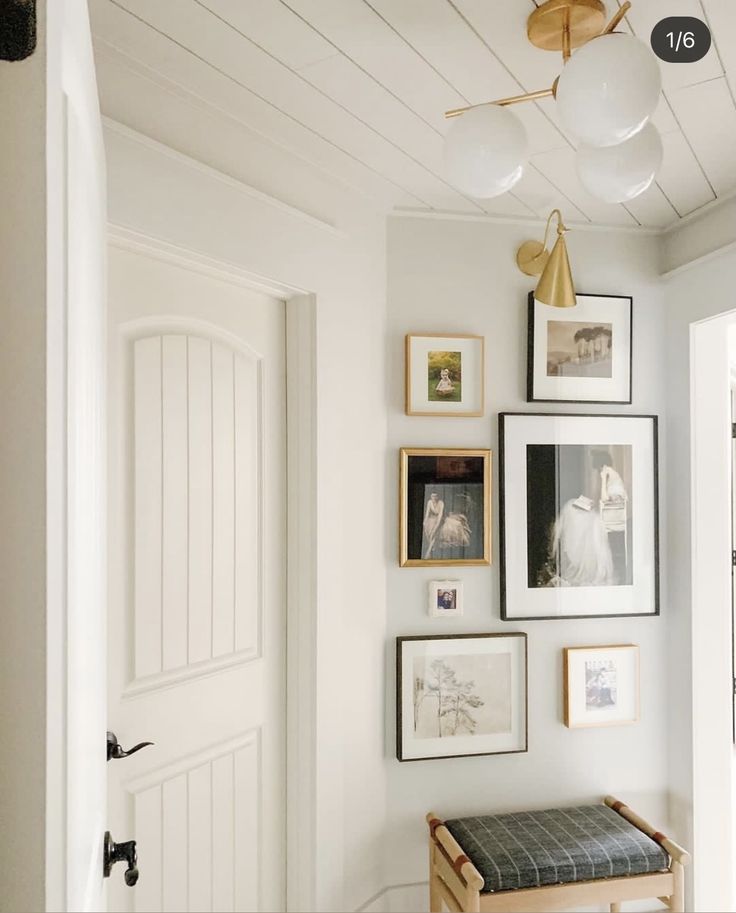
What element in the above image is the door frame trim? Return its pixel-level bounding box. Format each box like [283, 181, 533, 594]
[107, 224, 318, 912]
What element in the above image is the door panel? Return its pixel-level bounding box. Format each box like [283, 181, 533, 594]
[108, 246, 285, 912]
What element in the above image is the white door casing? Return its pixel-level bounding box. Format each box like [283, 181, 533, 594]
[107, 245, 286, 912]
[46, 0, 108, 909]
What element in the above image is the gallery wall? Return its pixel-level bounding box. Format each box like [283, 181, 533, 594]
[382, 214, 670, 907]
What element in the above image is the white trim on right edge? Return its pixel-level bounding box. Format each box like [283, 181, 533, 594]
[286, 294, 318, 913]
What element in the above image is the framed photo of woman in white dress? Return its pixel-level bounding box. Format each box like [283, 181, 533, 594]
[499, 414, 659, 619]
[400, 448, 491, 567]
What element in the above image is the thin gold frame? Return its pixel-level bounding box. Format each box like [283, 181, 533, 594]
[399, 447, 491, 567]
[405, 334, 485, 417]
[563, 644, 640, 729]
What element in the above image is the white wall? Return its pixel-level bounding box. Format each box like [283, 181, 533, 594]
[102, 121, 388, 913]
[0, 6, 50, 911]
[383, 215, 670, 902]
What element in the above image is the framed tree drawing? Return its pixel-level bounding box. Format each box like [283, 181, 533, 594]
[400, 448, 491, 567]
[500, 413, 659, 620]
[527, 293, 633, 404]
[405, 334, 484, 416]
[396, 633, 528, 761]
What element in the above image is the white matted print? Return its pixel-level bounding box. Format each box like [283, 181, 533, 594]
[528, 293, 632, 403]
[500, 413, 659, 619]
[396, 633, 527, 761]
[406, 334, 484, 416]
[564, 645, 639, 728]
[428, 580, 463, 617]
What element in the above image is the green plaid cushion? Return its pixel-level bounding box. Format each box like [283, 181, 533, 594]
[445, 804, 669, 894]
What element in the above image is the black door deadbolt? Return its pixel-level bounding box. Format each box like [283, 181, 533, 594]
[103, 831, 139, 887]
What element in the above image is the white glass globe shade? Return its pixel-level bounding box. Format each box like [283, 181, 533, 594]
[577, 123, 663, 203]
[443, 104, 528, 198]
[556, 33, 661, 147]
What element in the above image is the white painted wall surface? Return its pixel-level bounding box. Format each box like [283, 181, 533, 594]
[384, 216, 670, 902]
[0, 6, 49, 911]
[102, 121, 388, 913]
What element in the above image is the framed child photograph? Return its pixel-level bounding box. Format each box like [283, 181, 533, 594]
[499, 413, 659, 619]
[428, 580, 463, 617]
[527, 293, 633, 404]
[564, 644, 640, 728]
[396, 633, 528, 761]
[405, 334, 484, 416]
[400, 448, 491, 567]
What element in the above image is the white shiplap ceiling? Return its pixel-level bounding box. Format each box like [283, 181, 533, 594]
[89, 0, 736, 229]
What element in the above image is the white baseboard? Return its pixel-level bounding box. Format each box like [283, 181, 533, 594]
[356, 882, 667, 913]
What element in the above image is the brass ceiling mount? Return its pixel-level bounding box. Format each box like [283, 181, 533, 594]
[527, 0, 607, 52]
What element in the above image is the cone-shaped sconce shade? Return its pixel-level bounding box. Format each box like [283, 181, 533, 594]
[516, 210, 577, 309]
[535, 229, 576, 308]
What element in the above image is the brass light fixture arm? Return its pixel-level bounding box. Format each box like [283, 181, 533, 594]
[445, 86, 555, 119]
[444, 1, 633, 119]
[603, 1, 631, 35]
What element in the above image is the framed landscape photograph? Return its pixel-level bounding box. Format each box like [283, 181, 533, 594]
[428, 580, 463, 617]
[400, 448, 490, 567]
[499, 413, 659, 619]
[527, 293, 632, 404]
[405, 334, 484, 416]
[564, 645, 640, 728]
[396, 633, 528, 761]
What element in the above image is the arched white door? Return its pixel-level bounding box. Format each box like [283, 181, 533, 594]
[106, 244, 286, 912]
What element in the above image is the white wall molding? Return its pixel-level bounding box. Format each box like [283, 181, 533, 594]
[391, 206, 662, 236]
[103, 118, 347, 240]
[108, 222, 306, 299]
[660, 239, 736, 280]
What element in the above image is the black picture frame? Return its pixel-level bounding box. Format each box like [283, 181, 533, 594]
[499, 412, 660, 621]
[396, 632, 528, 762]
[527, 292, 634, 404]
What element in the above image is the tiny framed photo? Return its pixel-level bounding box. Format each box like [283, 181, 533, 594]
[527, 293, 632, 404]
[400, 448, 491, 567]
[429, 580, 463, 617]
[397, 633, 528, 761]
[499, 413, 659, 619]
[563, 645, 640, 728]
[405, 334, 484, 416]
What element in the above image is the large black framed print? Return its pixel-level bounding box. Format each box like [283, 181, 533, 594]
[500, 413, 659, 620]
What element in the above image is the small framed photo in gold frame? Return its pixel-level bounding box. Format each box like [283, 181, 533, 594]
[563, 645, 640, 729]
[405, 334, 484, 416]
[400, 448, 491, 567]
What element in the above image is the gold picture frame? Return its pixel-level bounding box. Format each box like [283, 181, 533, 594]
[400, 448, 491, 567]
[563, 644, 640, 729]
[405, 334, 485, 417]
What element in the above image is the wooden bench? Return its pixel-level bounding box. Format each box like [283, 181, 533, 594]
[427, 796, 689, 912]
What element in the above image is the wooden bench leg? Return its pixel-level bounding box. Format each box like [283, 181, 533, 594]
[670, 859, 685, 913]
[429, 837, 442, 913]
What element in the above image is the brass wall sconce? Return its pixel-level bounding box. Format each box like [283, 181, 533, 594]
[517, 210, 576, 309]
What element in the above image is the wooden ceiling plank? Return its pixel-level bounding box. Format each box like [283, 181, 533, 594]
[279, 0, 467, 131]
[657, 130, 717, 215]
[622, 183, 679, 228]
[667, 77, 736, 196]
[531, 147, 640, 225]
[94, 0, 482, 211]
[93, 45, 416, 212]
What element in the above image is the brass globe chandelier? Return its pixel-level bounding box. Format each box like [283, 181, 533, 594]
[443, 0, 663, 205]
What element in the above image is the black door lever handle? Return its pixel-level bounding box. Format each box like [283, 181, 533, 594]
[107, 730, 154, 762]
